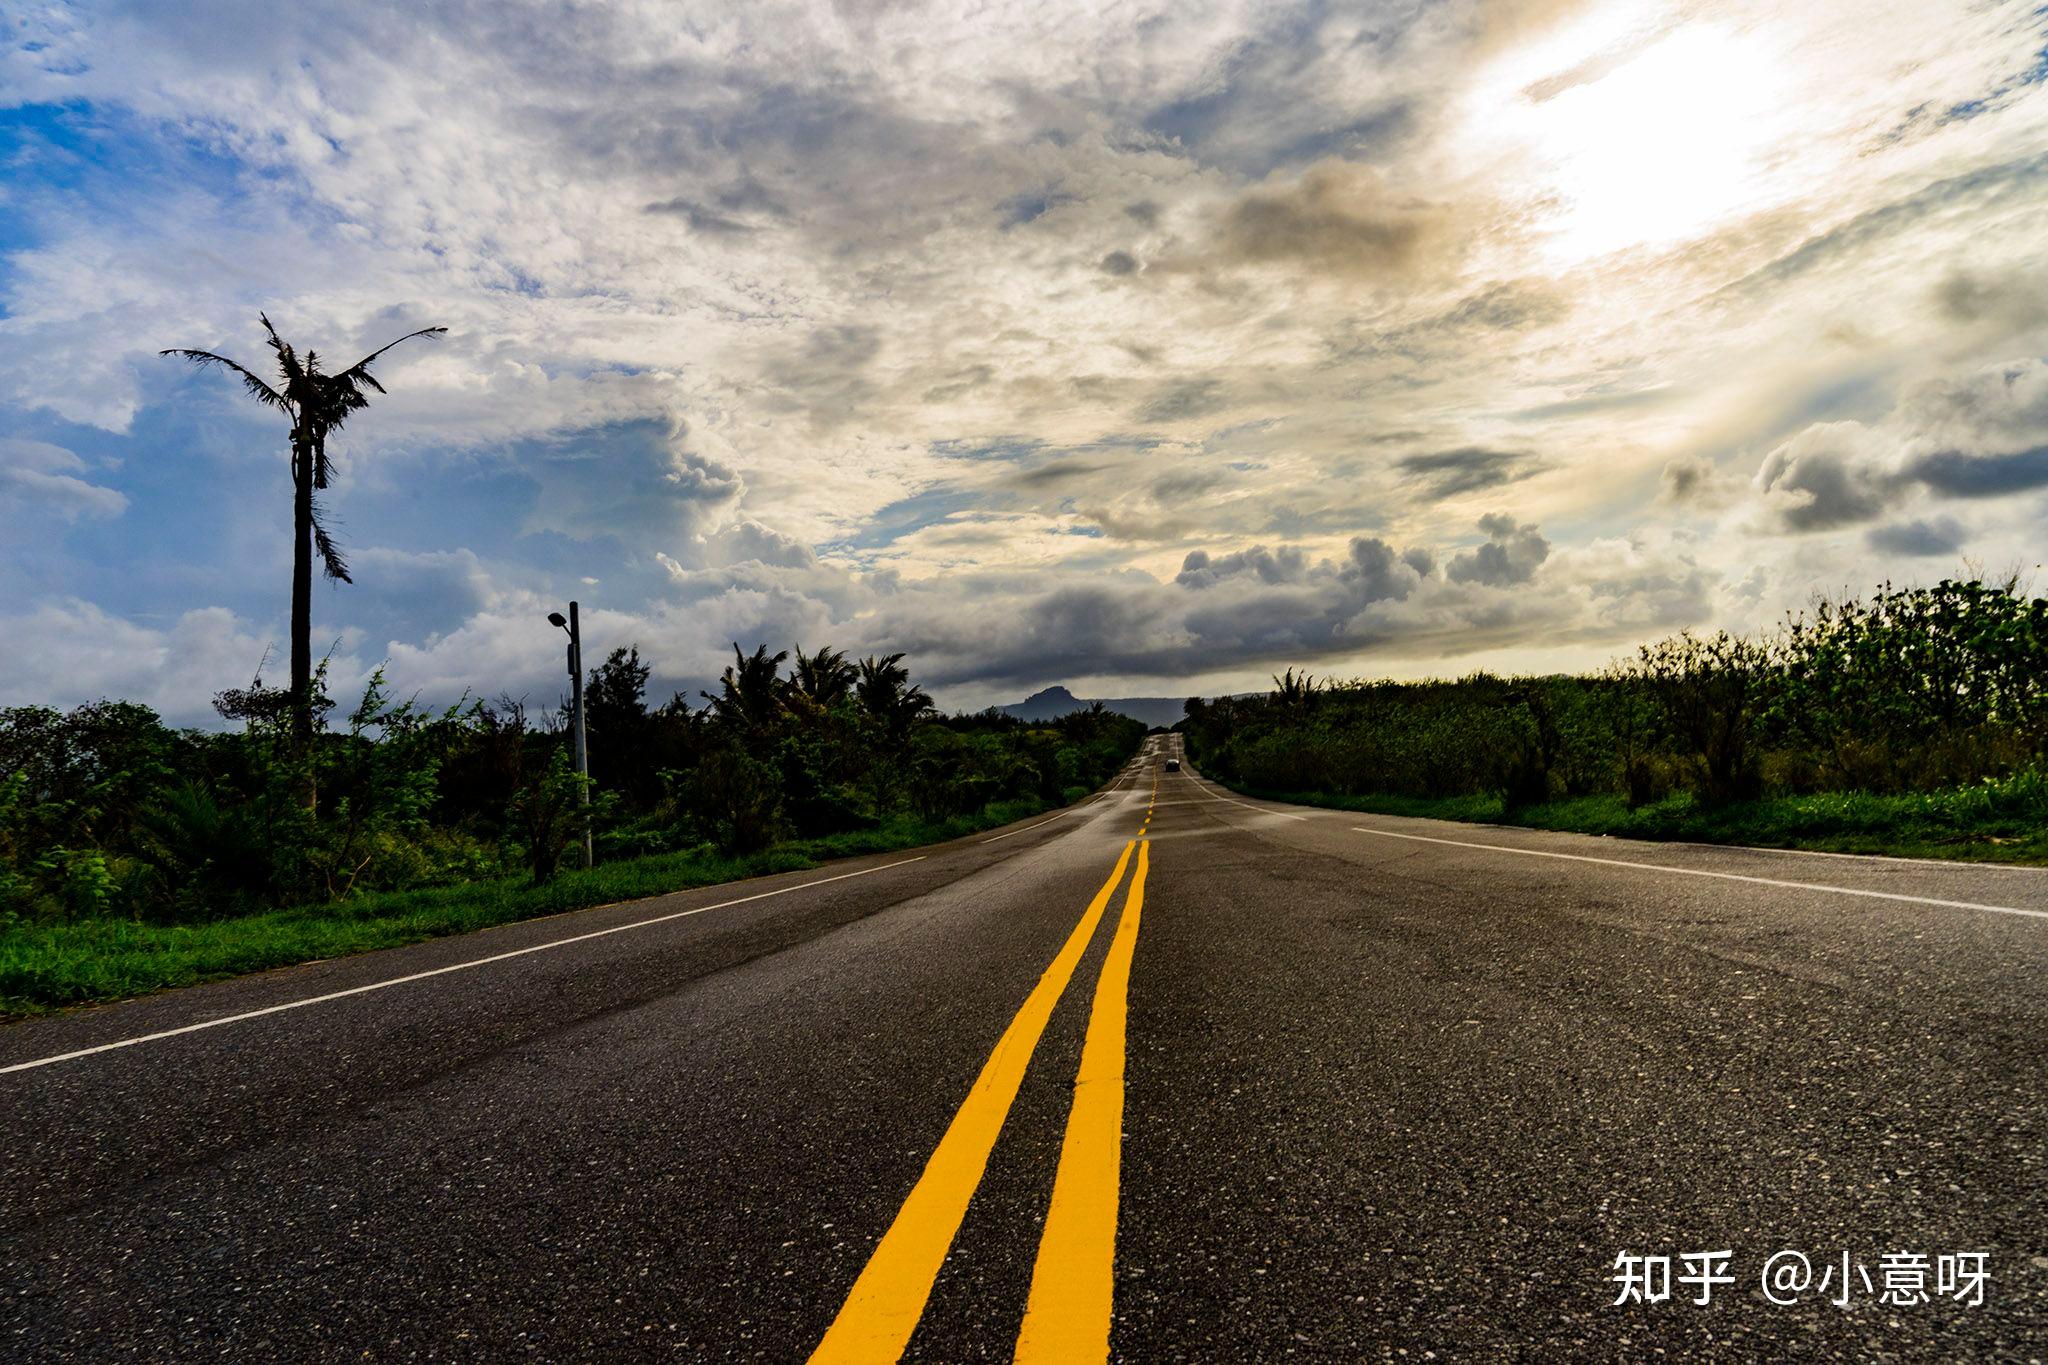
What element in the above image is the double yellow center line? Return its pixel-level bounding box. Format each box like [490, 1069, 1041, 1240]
[809, 806, 1156, 1362]
[1015, 839, 1148, 1361]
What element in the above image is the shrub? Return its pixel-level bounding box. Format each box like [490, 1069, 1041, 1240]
[684, 745, 787, 855]
[1181, 578, 2047, 818]
[1637, 631, 1766, 805]
[508, 749, 599, 883]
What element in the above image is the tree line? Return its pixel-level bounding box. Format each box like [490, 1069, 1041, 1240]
[1182, 578, 2048, 816]
[0, 317, 1143, 930]
[0, 644, 1144, 925]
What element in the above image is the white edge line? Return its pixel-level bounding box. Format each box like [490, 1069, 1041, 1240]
[1188, 777, 2043, 875]
[981, 807, 1077, 843]
[983, 772, 1139, 843]
[1705, 840, 2048, 873]
[0, 856, 930, 1077]
[1348, 826, 2046, 921]
[1183, 777, 1309, 821]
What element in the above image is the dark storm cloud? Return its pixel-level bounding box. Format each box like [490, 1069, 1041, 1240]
[1099, 250, 1140, 276]
[881, 579, 1164, 684]
[1754, 359, 2048, 532]
[1395, 447, 1546, 498]
[1866, 516, 1967, 557]
[1339, 536, 1418, 601]
[1753, 435, 2048, 530]
[1446, 513, 1550, 586]
[1175, 545, 1310, 588]
[1903, 444, 2048, 497]
[1754, 436, 1890, 530]
[1168, 536, 1422, 658]
[863, 516, 1674, 694]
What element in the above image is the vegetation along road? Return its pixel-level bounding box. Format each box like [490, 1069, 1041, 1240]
[3, 735, 2043, 1359]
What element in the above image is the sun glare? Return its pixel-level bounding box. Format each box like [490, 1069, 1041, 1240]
[1505, 21, 1794, 264]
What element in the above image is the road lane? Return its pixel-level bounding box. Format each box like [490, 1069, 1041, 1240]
[4, 733, 2044, 1359]
[1, 767, 1159, 1360]
[0, 857, 934, 1077]
[1345, 823, 2048, 918]
[1118, 741, 2046, 1359]
[0, 762, 1155, 1227]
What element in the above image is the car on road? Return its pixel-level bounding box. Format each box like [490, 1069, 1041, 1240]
[1164, 758, 1180, 771]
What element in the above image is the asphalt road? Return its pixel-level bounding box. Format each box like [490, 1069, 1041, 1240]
[4, 734, 2046, 1361]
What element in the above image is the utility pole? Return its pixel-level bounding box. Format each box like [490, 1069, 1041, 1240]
[549, 602, 594, 869]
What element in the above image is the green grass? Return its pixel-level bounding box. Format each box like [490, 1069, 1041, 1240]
[0, 797, 1053, 1020]
[1229, 774, 2048, 865]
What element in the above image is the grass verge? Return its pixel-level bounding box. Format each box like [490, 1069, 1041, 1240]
[0, 797, 1054, 1020]
[1226, 777, 2048, 866]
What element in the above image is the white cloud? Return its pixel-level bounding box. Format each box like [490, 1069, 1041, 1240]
[2, 0, 2047, 717]
[0, 600, 295, 725]
[0, 439, 127, 521]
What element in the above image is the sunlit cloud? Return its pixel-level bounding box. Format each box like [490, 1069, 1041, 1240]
[1, 0, 2045, 720]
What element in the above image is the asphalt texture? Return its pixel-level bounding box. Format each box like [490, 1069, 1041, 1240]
[3, 734, 2045, 1361]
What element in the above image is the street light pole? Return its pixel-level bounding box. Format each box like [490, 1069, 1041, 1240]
[550, 601, 594, 870]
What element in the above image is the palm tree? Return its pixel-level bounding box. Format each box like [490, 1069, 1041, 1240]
[855, 652, 933, 743]
[704, 643, 789, 735]
[789, 644, 858, 708]
[1272, 667, 1319, 712]
[163, 314, 445, 744]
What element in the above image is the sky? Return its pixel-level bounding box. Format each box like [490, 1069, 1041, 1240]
[2, 0, 2046, 723]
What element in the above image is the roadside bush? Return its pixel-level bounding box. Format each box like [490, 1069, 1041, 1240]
[1181, 578, 2048, 820]
[0, 640, 1097, 925]
[1636, 630, 1766, 806]
[509, 749, 600, 883]
[684, 745, 788, 855]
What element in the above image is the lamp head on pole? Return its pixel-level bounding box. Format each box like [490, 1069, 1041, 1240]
[547, 611, 568, 630]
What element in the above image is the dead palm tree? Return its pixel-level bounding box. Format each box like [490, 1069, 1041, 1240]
[163, 314, 445, 744]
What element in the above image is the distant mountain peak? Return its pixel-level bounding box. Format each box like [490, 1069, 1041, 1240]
[999, 684, 1189, 729]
